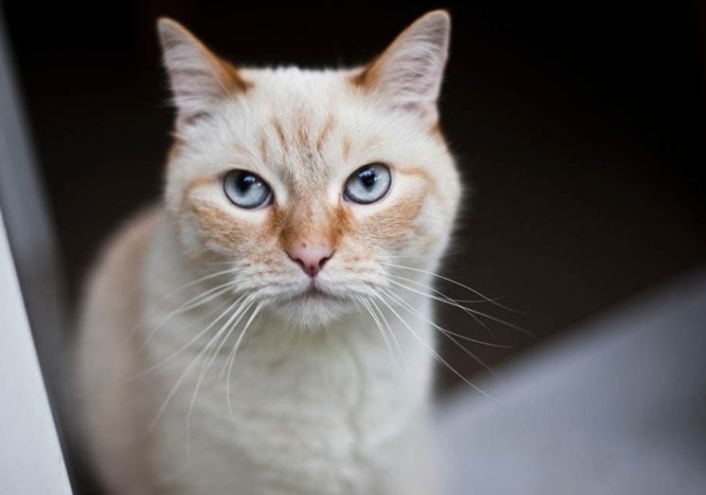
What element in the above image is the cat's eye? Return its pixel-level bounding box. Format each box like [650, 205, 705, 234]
[223, 170, 273, 209]
[343, 163, 392, 204]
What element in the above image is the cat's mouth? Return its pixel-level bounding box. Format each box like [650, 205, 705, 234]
[281, 283, 347, 305]
[272, 282, 356, 325]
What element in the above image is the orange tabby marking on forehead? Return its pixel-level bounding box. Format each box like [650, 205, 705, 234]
[259, 134, 269, 164]
[271, 117, 288, 152]
[366, 134, 384, 149]
[295, 104, 313, 149]
[342, 137, 352, 162]
[268, 107, 319, 153]
[316, 114, 336, 153]
[297, 124, 309, 151]
[232, 142, 250, 156]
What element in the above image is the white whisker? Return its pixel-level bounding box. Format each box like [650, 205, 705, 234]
[374, 293, 494, 400]
[137, 281, 236, 352]
[381, 262, 521, 314]
[367, 295, 405, 365]
[124, 267, 240, 346]
[384, 279, 512, 347]
[186, 297, 255, 458]
[131, 295, 246, 380]
[385, 276, 530, 337]
[147, 297, 246, 430]
[226, 303, 263, 419]
[357, 296, 398, 372]
[385, 277, 496, 336]
[381, 288, 501, 380]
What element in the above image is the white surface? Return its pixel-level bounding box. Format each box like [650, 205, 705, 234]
[0, 210, 73, 495]
[438, 267, 706, 495]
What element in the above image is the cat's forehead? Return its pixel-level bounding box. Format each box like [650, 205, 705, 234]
[234, 68, 367, 190]
[242, 67, 353, 104]
[185, 66, 437, 199]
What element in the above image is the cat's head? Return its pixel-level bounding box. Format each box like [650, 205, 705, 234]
[158, 11, 462, 327]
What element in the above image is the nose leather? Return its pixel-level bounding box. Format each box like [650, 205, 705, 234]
[286, 243, 333, 277]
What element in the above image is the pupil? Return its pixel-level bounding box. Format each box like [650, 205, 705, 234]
[359, 169, 377, 189]
[237, 174, 256, 193]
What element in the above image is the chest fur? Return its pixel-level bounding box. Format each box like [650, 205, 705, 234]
[143, 309, 432, 495]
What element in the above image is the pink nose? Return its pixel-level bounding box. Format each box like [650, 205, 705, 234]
[287, 243, 333, 278]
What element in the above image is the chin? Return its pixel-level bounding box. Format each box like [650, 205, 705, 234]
[270, 293, 356, 329]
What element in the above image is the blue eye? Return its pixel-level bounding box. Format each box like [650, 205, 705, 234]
[223, 170, 273, 209]
[344, 163, 392, 204]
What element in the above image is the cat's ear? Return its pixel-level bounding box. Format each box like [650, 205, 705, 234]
[353, 10, 450, 124]
[157, 18, 248, 128]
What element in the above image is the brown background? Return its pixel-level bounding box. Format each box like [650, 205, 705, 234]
[3, 1, 706, 395]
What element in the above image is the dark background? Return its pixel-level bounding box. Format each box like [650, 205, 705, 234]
[3, 1, 706, 391]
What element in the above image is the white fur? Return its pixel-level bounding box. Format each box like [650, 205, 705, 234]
[77, 11, 460, 495]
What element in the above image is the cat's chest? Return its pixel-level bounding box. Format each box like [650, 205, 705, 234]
[146, 315, 428, 495]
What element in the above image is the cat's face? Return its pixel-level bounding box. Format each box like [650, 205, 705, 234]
[159, 12, 461, 326]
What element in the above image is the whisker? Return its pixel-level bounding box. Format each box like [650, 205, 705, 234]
[137, 281, 236, 352]
[124, 266, 240, 345]
[226, 303, 263, 419]
[381, 262, 521, 314]
[374, 293, 494, 400]
[385, 277, 496, 337]
[186, 297, 255, 458]
[131, 295, 246, 380]
[367, 295, 405, 364]
[357, 296, 398, 372]
[386, 249, 466, 259]
[383, 287, 510, 348]
[381, 288, 502, 380]
[385, 277, 531, 338]
[147, 297, 249, 429]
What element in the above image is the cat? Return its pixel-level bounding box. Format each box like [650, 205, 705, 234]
[76, 10, 461, 495]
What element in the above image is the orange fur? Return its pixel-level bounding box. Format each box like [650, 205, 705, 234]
[342, 137, 352, 162]
[189, 201, 256, 255]
[428, 120, 445, 143]
[316, 114, 336, 153]
[271, 117, 288, 152]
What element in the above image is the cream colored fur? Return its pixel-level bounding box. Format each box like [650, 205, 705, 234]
[77, 11, 461, 495]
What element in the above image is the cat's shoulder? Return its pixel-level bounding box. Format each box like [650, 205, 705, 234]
[85, 204, 163, 290]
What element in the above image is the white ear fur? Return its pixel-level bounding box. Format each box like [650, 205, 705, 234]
[157, 18, 247, 127]
[354, 10, 451, 123]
